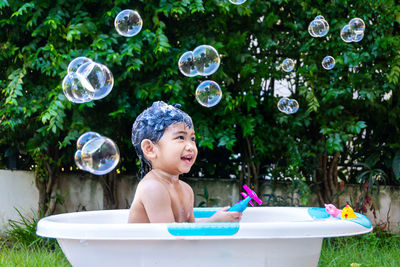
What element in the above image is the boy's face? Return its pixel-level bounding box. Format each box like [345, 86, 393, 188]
[153, 123, 197, 175]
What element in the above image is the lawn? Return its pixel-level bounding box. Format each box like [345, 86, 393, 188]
[0, 244, 70, 267]
[0, 232, 399, 266]
[319, 232, 400, 266]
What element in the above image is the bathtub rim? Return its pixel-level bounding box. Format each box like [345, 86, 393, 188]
[36, 207, 372, 240]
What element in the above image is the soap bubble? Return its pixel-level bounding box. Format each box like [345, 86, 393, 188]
[195, 80, 222, 108]
[92, 64, 113, 100]
[278, 98, 299, 114]
[67, 57, 92, 73]
[349, 18, 365, 34]
[308, 24, 317, 37]
[62, 73, 93, 103]
[277, 98, 290, 113]
[76, 62, 114, 100]
[76, 62, 105, 92]
[340, 25, 355, 43]
[281, 58, 295, 72]
[77, 131, 101, 150]
[62, 57, 113, 103]
[178, 51, 197, 77]
[74, 150, 87, 170]
[286, 99, 299, 114]
[341, 18, 365, 43]
[193, 45, 220, 76]
[322, 56, 335, 70]
[353, 31, 364, 42]
[319, 19, 329, 35]
[114, 9, 143, 37]
[229, 0, 247, 4]
[81, 136, 120, 175]
[308, 16, 329, 37]
[309, 19, 329, 37]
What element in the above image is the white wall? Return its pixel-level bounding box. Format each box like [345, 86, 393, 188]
[57, 173, 103, 213]
[0, 170, 39, 233]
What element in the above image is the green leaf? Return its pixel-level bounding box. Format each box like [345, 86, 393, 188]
[0, 0, 9, 9]
[365, 153, 380, 168]
[392, 150, 400, 180]
[11, 2, 35, 18]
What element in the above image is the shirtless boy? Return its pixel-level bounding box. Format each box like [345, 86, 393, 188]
[128, 101, 242, 223]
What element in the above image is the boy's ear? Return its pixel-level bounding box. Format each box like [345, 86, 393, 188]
[141, 139, 157, 160]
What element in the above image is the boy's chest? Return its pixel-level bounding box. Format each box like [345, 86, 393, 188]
[169, 187, 191, 222]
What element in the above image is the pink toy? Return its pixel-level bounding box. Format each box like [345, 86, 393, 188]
[229, 184, 262, 212]
[241, 184, 263, 206]
[324, 204, 342, 217]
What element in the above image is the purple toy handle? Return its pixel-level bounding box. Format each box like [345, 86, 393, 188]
[242, 184, 263, 206]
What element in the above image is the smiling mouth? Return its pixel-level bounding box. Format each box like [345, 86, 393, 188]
[181, 155, 194, 164]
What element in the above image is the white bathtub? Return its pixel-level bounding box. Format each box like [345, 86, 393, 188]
[36, 207, 372, 267]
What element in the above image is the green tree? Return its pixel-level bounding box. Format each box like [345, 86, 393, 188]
[1, 0, 399, 214]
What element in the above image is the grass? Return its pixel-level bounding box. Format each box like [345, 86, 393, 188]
[319, 231, 400, 267]
[0, 208, 71, 266]
[0, 242, 70, 267]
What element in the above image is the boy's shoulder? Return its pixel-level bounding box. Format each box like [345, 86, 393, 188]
[179, 180, 194, 194]
[136, 175, 169, 194]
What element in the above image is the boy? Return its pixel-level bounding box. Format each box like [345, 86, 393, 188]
[128, 101, 242, 223]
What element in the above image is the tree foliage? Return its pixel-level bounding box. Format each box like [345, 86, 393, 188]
[1, 0, 399, 212]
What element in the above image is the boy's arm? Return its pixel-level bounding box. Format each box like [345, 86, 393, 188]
[185, 182, 241, 223]
[188, 186, 196, 223]
[140, 181, 176, 223]
[197, 207, 242, 223]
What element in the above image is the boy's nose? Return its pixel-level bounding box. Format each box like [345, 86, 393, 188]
[185, 142, 196, 151]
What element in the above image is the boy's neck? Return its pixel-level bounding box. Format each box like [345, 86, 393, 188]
[151, 169, 180, 184]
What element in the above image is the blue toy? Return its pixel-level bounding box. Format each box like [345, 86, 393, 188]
[229, 184, 263, 212]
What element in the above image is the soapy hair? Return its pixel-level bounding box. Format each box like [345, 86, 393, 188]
[131, 101, 193, 178]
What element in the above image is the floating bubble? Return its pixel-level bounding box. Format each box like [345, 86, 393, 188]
[195, 80, 222, 108]
[76, 62, 105, 92]
[193, 45, 220, 76]
[81, 136, 120, 175]
[67, 57, 92, 73]
[308, 19, 329, 37]
[277, 98, 290, 113]
[62, 73, 93, 103]
[322, 56, 335, 70]
[92, 64, 114, 100]
[74, 150, 87, 170]
[311, 20, 325, 37]
[114, 9, 143, 37]
[319, 19, 329, 35]
[353, 31, 364, 42]
[76, 62, 114, 100]
[308, 23, 317, 37]
[349, 18, 365, 34]
[178, 51, 197, 77]
[340, 25, 355, 43]
[281, 58, 295, 72]
[229, 0, 247, 4]
[277, 98, 299, 114]
[286, 99, 299, 114]
[77, 131, 101, 150]
[314, 15, 325, 20]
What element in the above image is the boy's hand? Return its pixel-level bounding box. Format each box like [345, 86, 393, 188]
[209, 206, 242, 222]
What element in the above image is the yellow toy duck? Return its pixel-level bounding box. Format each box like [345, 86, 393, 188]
[341, 205, 357, 219]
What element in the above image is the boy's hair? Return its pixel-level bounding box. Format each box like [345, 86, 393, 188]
[131, 101, 193, 178]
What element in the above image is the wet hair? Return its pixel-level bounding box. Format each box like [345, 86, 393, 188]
[131, 101, 193, 178]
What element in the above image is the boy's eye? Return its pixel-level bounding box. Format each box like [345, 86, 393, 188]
[177, 136, 185, 140]
[191, 137, 196, 142]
